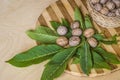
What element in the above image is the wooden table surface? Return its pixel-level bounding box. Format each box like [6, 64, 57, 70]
[0, 0, 120, 80]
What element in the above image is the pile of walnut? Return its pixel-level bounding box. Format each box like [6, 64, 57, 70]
[91, 0, 120, 17]
[56, 21, 98, 48]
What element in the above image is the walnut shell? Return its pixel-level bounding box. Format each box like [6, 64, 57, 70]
[87, 37, 98, 48]
[71, 21, 80, 29]
[100, 0, 108, 4]
[106, 1, 116, 10]
[84, 28, 95, 38]
[91, 0, 100, 4]
[56, 37, 68, 47]
[100, 7, 109, 15]
[107, 12, 116, 17]
[115, 8, 120, 16]
[69, 36, 80, 46]
[112, 0, 120, 8]
[94, 3, 102, 11]
[57, 26, 68, 35]
[72, 28, 82, 36]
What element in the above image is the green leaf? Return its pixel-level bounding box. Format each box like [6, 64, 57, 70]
[73, 46, 83, 65]
[74, 7, 84, 29]
[35, 26, 57, 35]
[79, 41, 92, 75]
[61, 18, 70, 27]
[85, 15, 93, 28]
[94, 47, 120, 64]
[93, 33, 105, 41]
[101, 40, 117, 45]
[94, 34, 118, 45]
[72, 57, 80, 64]
[76, 46, 84, 56]
[7, 45, 63, 67]
[41, 47, 77, 80]
[26, 27, 58, 44]
[92, 51, 111, 70]
[72, 47, 84, 64]
[65, 31, 72, 38]
[50, 21, 61, 31]
[101, 35, 118, 45]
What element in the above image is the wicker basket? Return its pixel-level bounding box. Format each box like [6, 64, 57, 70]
[87, 0, 120, 28]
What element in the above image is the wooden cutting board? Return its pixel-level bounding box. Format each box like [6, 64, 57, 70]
[36, 0, 120, 77]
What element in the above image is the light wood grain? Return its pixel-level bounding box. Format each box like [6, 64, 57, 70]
[37, 0, 120, 77]
[0, 0, 120, 80]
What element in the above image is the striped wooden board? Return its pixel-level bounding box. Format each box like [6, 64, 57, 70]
[37, 0, 120, 77]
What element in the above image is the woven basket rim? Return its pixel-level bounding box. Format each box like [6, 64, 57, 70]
[65, 67, 120, 77]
